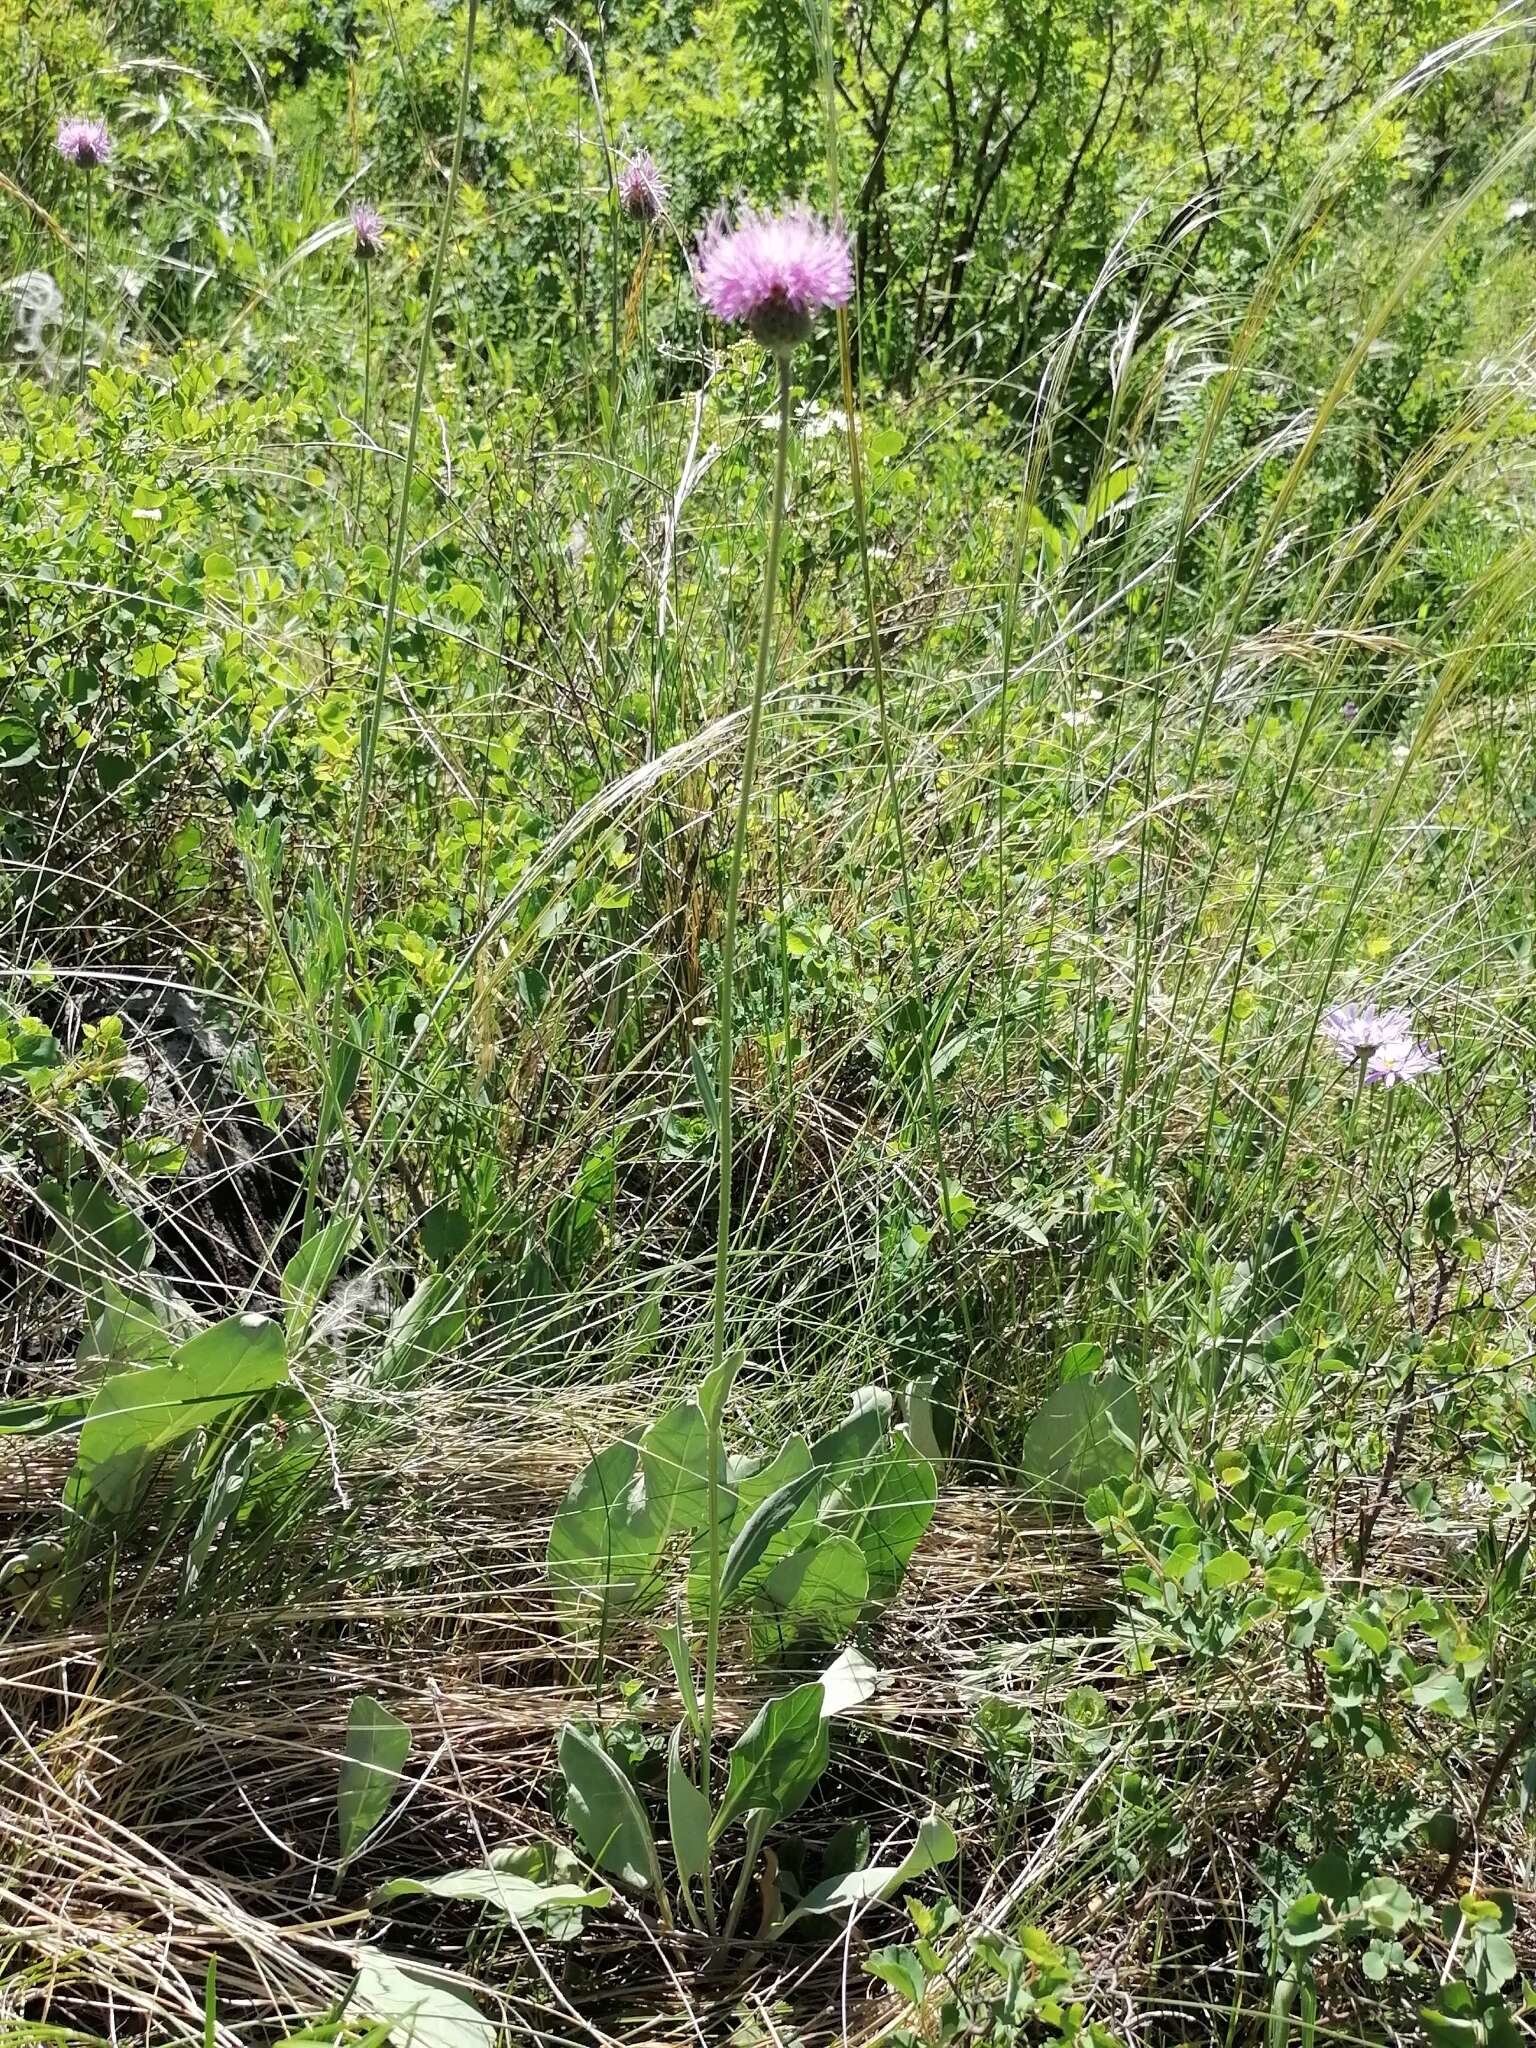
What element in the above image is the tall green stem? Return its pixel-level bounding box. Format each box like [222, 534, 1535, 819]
[77, 176, 93, 394]
[700, 350, 792, 1821]
[304, 0, 478, 1237]
[356, 258, 373, 523]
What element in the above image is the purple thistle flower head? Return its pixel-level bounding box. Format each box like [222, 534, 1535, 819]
[1365, 1035, 1441, 1090]
[56, 115, 112, 172]
[349, 203, 386, 259]
[694, 203, 853, 353]
[618, 151, 666, 224]
[1319, 998, 1414, 1064]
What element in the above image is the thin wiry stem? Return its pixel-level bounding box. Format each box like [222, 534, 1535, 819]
[700, 348, 793, 1861]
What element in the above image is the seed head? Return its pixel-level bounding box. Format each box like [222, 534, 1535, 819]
[56, 115, 112, 171]
[618, 152, 666, 224]
[694, 203, 852, 353]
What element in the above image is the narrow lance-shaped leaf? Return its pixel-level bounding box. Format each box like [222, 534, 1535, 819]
[282, 1214, 359, 1320]
[558, 1722, 666, 1902]
[772, 1812, 959, 1930]
[719, 1466, 820, 1604]
[711, 1682, 829, 1843]
[338, 1694, 412, 1861]
[373, 1865, 611, 1924]
[667, 1724, 711, 1920]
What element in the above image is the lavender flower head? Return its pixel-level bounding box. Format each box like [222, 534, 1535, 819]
[56, 115, 112, 171]
[1320, 998, 1440, 1091]
[694, 203, 853, 353]
[1365, 1036, 1441, 1090]
[349, 203, 386, 259]
[618, 151, 666, 224]
[1319, 999, 1414, 1064]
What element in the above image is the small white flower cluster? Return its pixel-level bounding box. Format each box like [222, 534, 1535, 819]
[1319, 998, 1440, 1089]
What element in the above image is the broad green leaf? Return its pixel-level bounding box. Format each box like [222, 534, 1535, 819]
[44, 1179, 154, 1297]
[667, 1725, 711, 1906]
[374, 1866, 610, 1922]
[773, 1812, 958, 1928]
[77, 1279, 176, 1381]
[1281, 1893, 1334, 1953]
[1020, 1374, 1141, 1500]
[726, 1433, 811, 1518]
[0, 715, 40, 767]
[68, 1313, 287, 1518]
[864, 1944, 929, 2003]
[809, 1387, 892, 1474]
[640, 1399, 714, 1537]
[377, 1275, 467, 1383]
[282, 1215, 359, 1319]
[1059, 1341, 1103, 1383]
[711, 1682, 828, 1842]
[338, 1694, 412, 1861]
[902, 1376, 945, 1467]
[819, 1644, 882, 1718]
[1358, 1875, 1416, 1936]
[1203, 1549, 1252, 1591]
[1082, 461, 1137, 531]
[696, 1344, 742, 1431]
[350, 1950, 494, 2048]
[1411, 1669, 1470, 1718]
[173, 1314, 287, 1388]
[757, 1533, 868, 1647]
[485, 1842, 607, 1942]
[558, 1721, 663, 1895]
[547, 1439, 660, 1629]
[821, 1430, 937, 1602]
[720, 1466, 821, 1603]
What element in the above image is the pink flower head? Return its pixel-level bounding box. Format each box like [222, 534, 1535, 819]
[56, 115, 112, 171]
[1320, 999, 1414, 1065]
[694, 203, 852, 353]
[1365, 1035, 1441, 1090]
[349, 203, 386, 259]
[619, 151, 666, 224]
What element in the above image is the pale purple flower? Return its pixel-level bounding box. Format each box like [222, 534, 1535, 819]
[349, 203, 386, 259]
[1365, 1036, 1441, 1089]
[619, 152, 666, 224]
[694, 203, 853, 352]
[56, 115, 112, 171]
[1320, 999, 1414, 1064]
